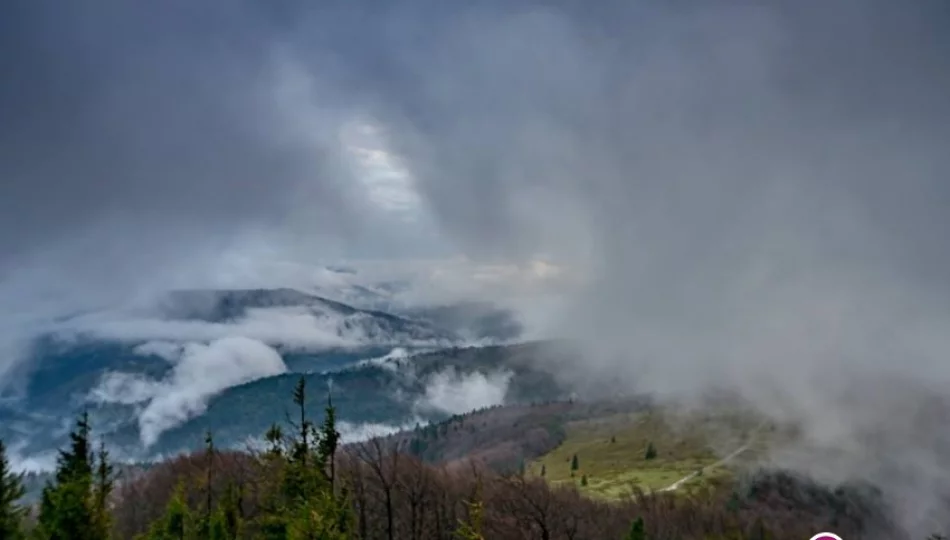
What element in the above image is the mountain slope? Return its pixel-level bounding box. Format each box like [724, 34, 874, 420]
[139, 342, 573, 456]
[0, 287, 466, 460]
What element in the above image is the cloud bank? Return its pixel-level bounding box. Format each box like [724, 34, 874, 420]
[415, 368, 513, 416]
[91, 337, 287, 446]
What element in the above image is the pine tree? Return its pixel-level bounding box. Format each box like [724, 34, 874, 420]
[580, 474, 588, 487]
[570, 453, 579, 472]
[0, 439, 27, 539]
[540, 464, 546, 477]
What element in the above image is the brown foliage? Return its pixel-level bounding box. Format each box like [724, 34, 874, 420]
[110, 440, 902, 540]
[111, 450, 262, 538]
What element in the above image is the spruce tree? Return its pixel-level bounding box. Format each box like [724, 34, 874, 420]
[146, 482, 193, 540]
[317, 393, 340, 493]
[0, 439, 27, 539]
[255, 376, 350, 539]
[38, 411, 100, 540]
[454, 481, 485, 540]
[208, 483, 242, 540]
[625, 516, 646, 540]
[264, 424, 284, 458]
[91, 439, 115, 539]
[644, 442, 657, 460]
[570, 454, 579, 472]
[290, 377, 311, 467]
[195, 431, 216, 539]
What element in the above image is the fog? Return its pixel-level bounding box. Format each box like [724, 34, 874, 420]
[90, 336, 288, 446]
[3, 0, 950, 535]
[414, 368, 513, 416]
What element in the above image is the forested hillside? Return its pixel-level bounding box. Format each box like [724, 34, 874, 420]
[0, 377, 935, 539]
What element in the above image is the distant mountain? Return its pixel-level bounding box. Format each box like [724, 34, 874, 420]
[131, 342, 572, 457]
[401, 302, 524, 342]
[153, 288, 458, 343]
[0, 287, 554, 469]
[0, 287, 465, 460]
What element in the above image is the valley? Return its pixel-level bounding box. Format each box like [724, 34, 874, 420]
[0, 286, 932, 538]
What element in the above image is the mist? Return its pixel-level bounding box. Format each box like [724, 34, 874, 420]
[3, 0, 950, 535]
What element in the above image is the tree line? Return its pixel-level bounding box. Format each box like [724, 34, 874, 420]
[0, 376, 935, 539]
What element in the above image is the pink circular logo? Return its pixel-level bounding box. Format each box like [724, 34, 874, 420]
[809, 534, 842, 540]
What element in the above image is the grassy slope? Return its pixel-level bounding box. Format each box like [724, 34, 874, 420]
[529, 407, 768, 499]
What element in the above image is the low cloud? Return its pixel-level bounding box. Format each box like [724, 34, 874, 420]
[61, 307, 365, 351]
[91, 336, 287, 446]
[132, 341, 184, 362]
[338, 419, 422, 443]
[354, 347, 413, 372]
[415, 368, 512, 416]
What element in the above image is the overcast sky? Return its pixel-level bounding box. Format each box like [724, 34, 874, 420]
[2, 0, 949, 295]
[4, 1, 950, 532]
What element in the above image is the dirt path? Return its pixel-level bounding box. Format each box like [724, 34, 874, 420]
[658, 422, 766, 493]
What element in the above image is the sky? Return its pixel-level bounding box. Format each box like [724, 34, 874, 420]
[3, 0, 950, 535]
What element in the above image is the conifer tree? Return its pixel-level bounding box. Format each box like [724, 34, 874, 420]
[208, 483, 242, 540]
[0, 439, 27, 539]
[146, 482, 193, 540]
[255, 376, 350, 539]
[290, 377, 311, 467]
[644, 442, 657, 460]
[317, 393, 340, 493]
[264, 424, 284, 458]
[91, 439, 115, 539]
[455, 480, 485, 540]
[37, 411, 100, 540]
[625, 516, 646, 540]
[195, 431, 216, 539]
[570, 453, 579, 472]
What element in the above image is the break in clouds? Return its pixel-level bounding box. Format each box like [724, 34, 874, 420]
[3, 0, 950, 535]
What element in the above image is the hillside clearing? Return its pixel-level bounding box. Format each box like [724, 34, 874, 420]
[529, 407, 769, 499]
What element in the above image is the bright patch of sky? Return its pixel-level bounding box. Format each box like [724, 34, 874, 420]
[340, 119, 424, 221]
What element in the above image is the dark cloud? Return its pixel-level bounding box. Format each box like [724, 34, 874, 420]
[0, 0, 392, 289]
[351, 1, 950, 533]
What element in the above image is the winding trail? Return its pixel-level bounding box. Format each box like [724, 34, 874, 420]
[658, 421, 766, 493]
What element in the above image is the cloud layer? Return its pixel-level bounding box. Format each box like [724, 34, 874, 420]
[91, 337, 287, 446]
[415, 368, 513, 416]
